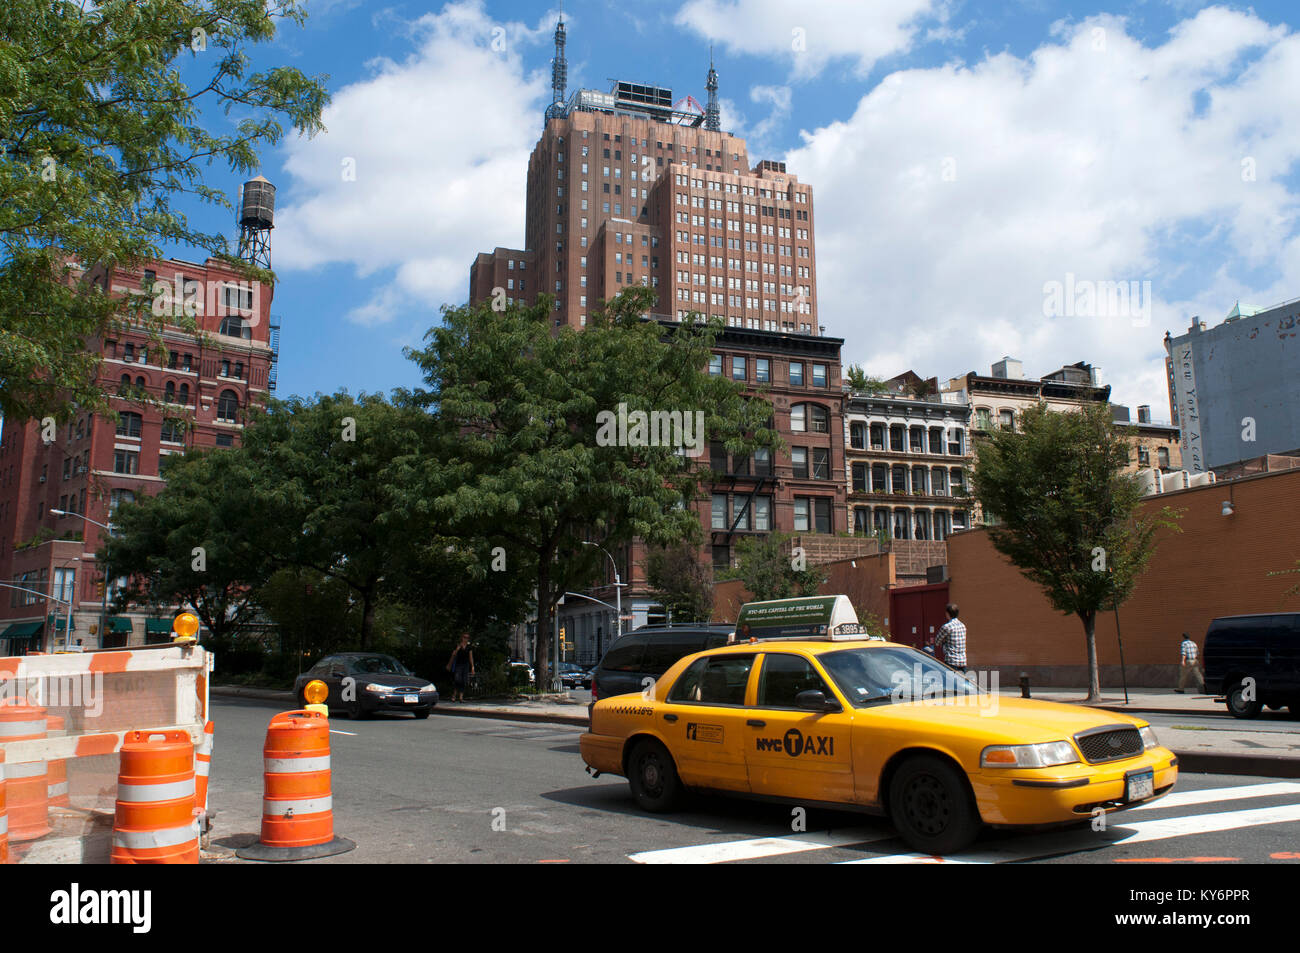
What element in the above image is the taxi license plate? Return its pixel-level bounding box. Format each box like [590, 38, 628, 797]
[404, 695, 418, 704]
[1125, 768, 1154, 802]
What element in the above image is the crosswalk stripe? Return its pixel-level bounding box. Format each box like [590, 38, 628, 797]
[1127, 781, 1300, 812]
[629, 828, 889, 864]
[839, 803, 1300, 864]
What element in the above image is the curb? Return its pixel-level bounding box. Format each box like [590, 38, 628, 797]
[427, 705, 588, 727]
[211, 685, 294, 701]
[1172, 751, 1300, 779]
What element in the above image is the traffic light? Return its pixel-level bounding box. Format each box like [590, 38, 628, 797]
[96, 580, 105, 598]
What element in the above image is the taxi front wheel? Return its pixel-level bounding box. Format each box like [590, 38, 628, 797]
[888, 754, 981, 855]
[628, 740, 683, 813]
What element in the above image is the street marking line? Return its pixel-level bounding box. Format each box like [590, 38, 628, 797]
[329, 729, 357, 736]
[1127, 781, 1300, 812]
[839, 803, 1300, 865]
[629, 828, 889, 865]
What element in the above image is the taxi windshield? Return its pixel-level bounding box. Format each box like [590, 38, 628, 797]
[818, 646, 983, 707]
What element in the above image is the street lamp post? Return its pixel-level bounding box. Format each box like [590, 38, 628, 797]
[582, 541, 625, 643]
[0, 582, 73, 654]
[51, 509, 112, 649]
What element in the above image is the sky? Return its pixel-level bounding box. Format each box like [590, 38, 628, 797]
[174, 0, 1300, 420]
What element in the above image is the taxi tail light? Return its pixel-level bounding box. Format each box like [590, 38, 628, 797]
[591, 680, 598, 702]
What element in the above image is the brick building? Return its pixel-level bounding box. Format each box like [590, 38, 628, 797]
[0, 256, 277, 654]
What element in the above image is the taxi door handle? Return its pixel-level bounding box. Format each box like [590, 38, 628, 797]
[747, 719, 766, 728]
[663, 714, 678, 723]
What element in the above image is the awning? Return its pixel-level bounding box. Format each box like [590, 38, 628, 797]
[47, 614, 69, 632]
[1, 621, 44, 638]
[106, 616, 133, 633]
[145, 619, 173, 635]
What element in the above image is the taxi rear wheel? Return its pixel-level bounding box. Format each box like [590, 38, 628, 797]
[888, 754, 980, 855]
[628, 740, 682, 813]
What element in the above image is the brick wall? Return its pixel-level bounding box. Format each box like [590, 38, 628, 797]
[946, 467, 1300, 687]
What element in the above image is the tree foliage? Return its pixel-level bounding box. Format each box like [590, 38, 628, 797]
[845, 364, 888, 394]
[972, 402, 1179, 699]
[724, 532, 825, 602]
[0, 0, 328, 421]
[643, 543, 715, 623]
[402, 286, 777, 688]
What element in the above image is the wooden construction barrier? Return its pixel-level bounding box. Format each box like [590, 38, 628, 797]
[195, 720, 214, 824]
[46, 715, 69, 808]
[110, 729, 198, 864]
[0, 748, 8, 864]
[236, 710, 354, 862]
[0, 705, 49, 841]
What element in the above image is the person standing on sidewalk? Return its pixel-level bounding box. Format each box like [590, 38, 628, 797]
[934, 603, 967, 671]
[447, 633, 475, 702]
[1176, 633, 1203, 694]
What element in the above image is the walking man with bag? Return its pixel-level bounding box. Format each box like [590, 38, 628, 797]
[934, 603, 968, 671]
[1176, 633, 1203, 694]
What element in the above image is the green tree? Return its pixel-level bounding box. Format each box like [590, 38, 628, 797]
[100, 448, 274, 642]
[403, 287, 777, 689]
[724, 532, 825, 601]
[0, 0, 328, 422]
[846, 364, 888, 394]
[644, 542, 715, 623]
[972, 402, 1179, 700]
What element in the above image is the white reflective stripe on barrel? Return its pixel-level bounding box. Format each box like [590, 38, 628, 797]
[0, 721, 47, 736]
[0, 816, 8, 836]
[116, 778, 196, 802]
[198, 736, 213, 755]
[262, 795, 331, 816]
[6, 761, 47, 778]
[48, 781, 69, 796]
[264, 756, 330, 774]
[195, 761, 210, 776]
[112, 821, 199, 849]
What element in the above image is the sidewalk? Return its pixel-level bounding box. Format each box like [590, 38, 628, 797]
[211, 685, 1300, 777]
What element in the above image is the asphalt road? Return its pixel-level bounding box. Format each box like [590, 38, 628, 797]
[207, 697, 1300, 865]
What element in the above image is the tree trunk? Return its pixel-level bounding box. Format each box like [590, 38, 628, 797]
[536, 563, 551, 693]
[359, 586, 376, 651]
[1081, 610, 1100, 701]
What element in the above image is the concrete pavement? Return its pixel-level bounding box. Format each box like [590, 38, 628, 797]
[211, 684, 1300, 777]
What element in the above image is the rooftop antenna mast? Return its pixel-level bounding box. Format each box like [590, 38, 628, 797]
[705, 45, 720, 131]
[545, 5, 567, 123]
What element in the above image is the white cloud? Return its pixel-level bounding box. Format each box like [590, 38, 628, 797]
[273, 0, 555, 325]
[787, 7, 1300, 413]
[675, 0, 943, 78]
[719, 84, 791, 156]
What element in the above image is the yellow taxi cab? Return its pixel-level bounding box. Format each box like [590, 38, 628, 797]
[579, 634, 1178, 854]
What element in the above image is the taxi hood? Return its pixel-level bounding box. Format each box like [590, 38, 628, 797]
[868, 694, 1145, 743]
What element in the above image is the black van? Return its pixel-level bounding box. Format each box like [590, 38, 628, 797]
[590, 624, 735, 704]
[1203, 613, 1300, 718]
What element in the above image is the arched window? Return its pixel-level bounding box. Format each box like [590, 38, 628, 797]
[164, 381, 175, 402]
[853, 507, 870, 533]
[135, 376, 145, 390]
[118, 374, 131, 395]
[216, 389, 239, 422]
[178, 382, 190, 404]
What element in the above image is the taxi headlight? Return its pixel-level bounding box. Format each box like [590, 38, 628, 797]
[1139, 726, 1159, 750]
[981, 741, 1079, 768]
[365, 683, 396, 693]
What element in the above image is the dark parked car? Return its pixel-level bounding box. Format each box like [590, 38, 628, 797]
[557, 662, 592, 689]
[590, 624, 735, 704]
[295, 653, 438, 719]
[1203, 613, 1300, 718]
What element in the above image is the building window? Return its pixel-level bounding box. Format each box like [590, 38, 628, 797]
[890, 424, 906, 452]
[812, 448, 829, 480]
[792, 447, 808, 479]
[870, 423, 886, 450]
[711, 493, 727, 530]
[812, 364, 827, 387]
[753, 495, 772, 531]
[709, 354, 722, 376]
[853, 507, 870, 533]
[113, 449, 139, 474]
[948, 429, 964, 455]
[219, 315, 249, 339]
[789, 361, 804, 386]
[794, 498, 831, 533]
[164, 380, 176, 402]
[850, 422, 866, 449]
[755, 358, 770, 382]
[1137, 446, 1150, 466]
[975, 408, 992, 431]
[998, 409, 1015, 431]
[115, 412, 142, 437]
[790, 404, 806, 433]
[754, 448, 772, 476]
[178, 382, 190, 404]
[216, 390, 239, 423]
[215, 433, 234, 448]
[1157, 446, 1170, 469]
[160, 419, 185, 443]
[852, 462, 868, 493]
[731, 356, 745, 380]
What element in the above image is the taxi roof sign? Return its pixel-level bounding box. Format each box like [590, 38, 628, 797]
[735, 596, 869, 642]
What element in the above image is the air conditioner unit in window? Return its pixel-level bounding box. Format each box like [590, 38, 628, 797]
[39, 475, 46, 483]
[77, 466, 87, 474]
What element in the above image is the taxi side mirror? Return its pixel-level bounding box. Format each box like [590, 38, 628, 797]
[796, 690, 841, 713]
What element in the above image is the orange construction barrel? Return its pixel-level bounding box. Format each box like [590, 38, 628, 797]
[235, 710, 354, 861]
[46, 715, 69, 808]
[0, 747, 8, 864]
[0, 704, 49, 841]
[110, 729, 199, 864]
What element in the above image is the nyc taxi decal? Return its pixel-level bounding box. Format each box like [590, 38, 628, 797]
[610, 704, 655, 716]
[686, 723, 724, 744]
[755, 728, 834, 757]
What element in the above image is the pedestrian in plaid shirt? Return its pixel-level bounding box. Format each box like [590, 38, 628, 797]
[1176, 633, 1203, 694]
[934, 603, 967, 670]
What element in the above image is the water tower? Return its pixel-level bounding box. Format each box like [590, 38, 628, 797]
[237, 175, 275, 269]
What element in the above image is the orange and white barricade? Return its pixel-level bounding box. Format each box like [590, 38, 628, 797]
[46, 715, 69, 808]
[0, 748, 8, 864]
[0, 705, 49, 841]
[111, 729, 198, 864]
[236, 710, 354, 861]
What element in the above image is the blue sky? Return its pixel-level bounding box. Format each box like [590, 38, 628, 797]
[173, 0, 1300, 418]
